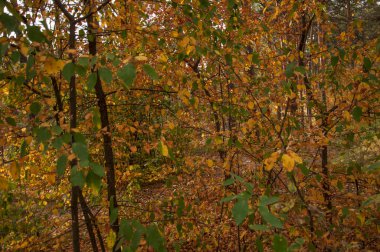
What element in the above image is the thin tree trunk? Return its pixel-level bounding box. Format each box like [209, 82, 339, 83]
[86, 10, 120, 243]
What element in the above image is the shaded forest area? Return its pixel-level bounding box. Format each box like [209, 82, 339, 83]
[0, 0, 379, 251]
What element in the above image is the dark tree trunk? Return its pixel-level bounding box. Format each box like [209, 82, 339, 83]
[86, 12, 120, 242]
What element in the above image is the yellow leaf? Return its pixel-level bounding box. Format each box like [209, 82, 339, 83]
[288, 150, 302, 164]
[207, 159, 214, 168]
[171, 31, 179, 37]
[47, 173, 56, 185]
[282, 154, 295, 172]
[264, 152, 280, 171]
[10, 162, 20, 179]
[161, 141, 169, 157]
[179, 36, 190, 48]
[168, 122, 175, 130]
[247, 101, 254, 110]
[135, 55, 148, 61]
[20, 44, 29, 57]
[0, 176, 9, 191]
[343, 111, 351, 121]
[158, 53, 168, 63]
[107, 230, 116, 249]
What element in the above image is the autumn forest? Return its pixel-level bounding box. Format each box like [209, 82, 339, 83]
[0, 0, 379, 251]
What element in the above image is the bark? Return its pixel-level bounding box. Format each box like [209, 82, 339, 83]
[86, 10, 120, 242]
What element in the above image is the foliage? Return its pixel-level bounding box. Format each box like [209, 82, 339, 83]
[0, 0, 379, 251]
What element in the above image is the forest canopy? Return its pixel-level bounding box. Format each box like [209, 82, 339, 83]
[0, 0, 379, 251]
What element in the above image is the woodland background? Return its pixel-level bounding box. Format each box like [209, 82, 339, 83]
[0, 0, 379, 251]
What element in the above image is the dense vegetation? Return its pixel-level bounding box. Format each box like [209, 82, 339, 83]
[0, 0, 379, 251]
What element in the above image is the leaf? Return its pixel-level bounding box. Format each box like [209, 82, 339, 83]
[0, 176, 9, 191]
[159, 141, 169, 157]
[35, 127, 51, 142]
[352, 106, 362, 122]
[143, 64, 159, 80]
[20, 140, 28, 158]
[259, 195, 279, 206]
[30, 102, 41, 115]
[331, 56, 339, 66]
[119, 219, 133, 241]
[273, 235, 288, 252]
[220, 194, 236, 203]
[98, 67, 112, 84]
[363, 57, 372, 72]
[0, 13, 18, 32]
[146, 224, 166, 252]
[110, 207, 118, 224]
[258, 206, 283, 228]
[90, 162, 105, 177]
[232, 198, 248, 226]
[117, 64, 136, 88]
[77, 57, 89, 67]
[86, 171, 102, 195]
[62, 62, 75, 81]
[225, 54, 232, 66]
[282, 153, 295, 172]
[106, 230, 116, 250]
[249, 224, 269, 231]
[70, 166, 85, 187]
[223, 177, 234, 186]
[27, 25, 46, 42]
[6, 117, 16, 126]
[87, 72, 97, 91]
[285, 62, 296, 78]
[365, 161, 380, 173]
[57, 155, 68, 176]
[72, 143, 89, 161]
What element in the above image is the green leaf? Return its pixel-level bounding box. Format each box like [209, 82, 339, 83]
[130, 224, 144, 251]
[146, 224, 166, 252]
[57, 155, 68, 176]
[70, 166, 85, 187]
[220, 194, 236, 203]
[62, 62, 75, 82]
[87, 72, 97, 91]
[0, 13, 18, 32]
[352, 106, 362, 122]
[232, 198, 248, 225]
[86, 171, 102, 194]
[6, 117, 16, 126]
[365, 161, 380, 173]
[77, 57, 89, 67]
[90, 162, 105, 177]
[35, 127, 51, 142]
[249, 224, 269, 231]
[363, 57, 372, 72]
[273, 235, 288, 252]
[259, 195, 279, 206]
[285, 62, 296, 78]
[252, 52, 260, 65]
[20, 140, 28, 158]
[72, 143, 89, 161]
[52, 137, 63, 149]
[223, 177, 234, 186]
[258, 206, 283, 228]
[225, 54, 232, 66]
[30, 102, 41, 115]
[99, 67, 112, 84]
[143, 64, 159, 80]
[51, 125, 63, 135]
[117, 63, 136, 89]
[289, 238, 305, 251]
[110, 207, 118, 224]
[27, 25, 46, 43]
[331, 56, 339, 67]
